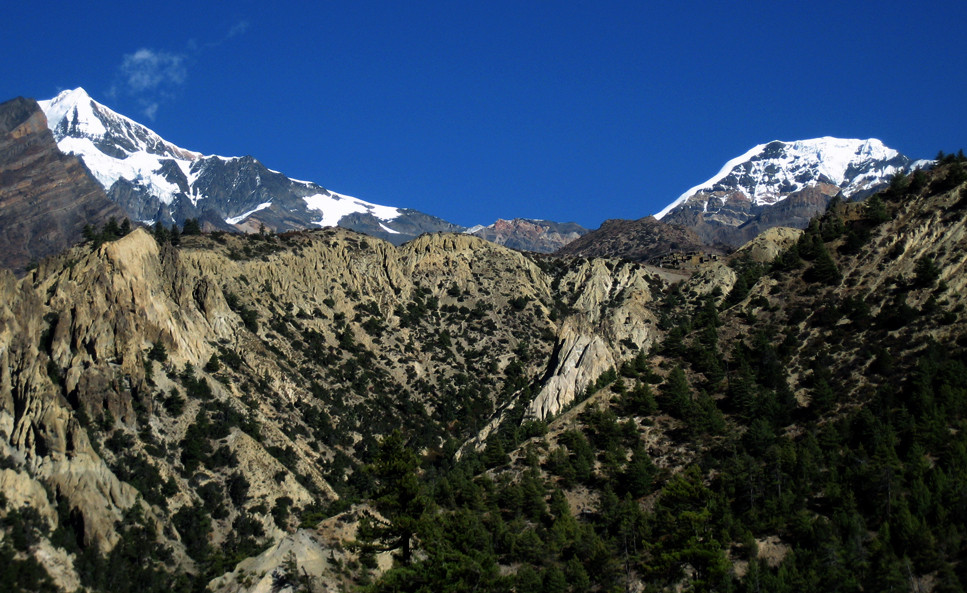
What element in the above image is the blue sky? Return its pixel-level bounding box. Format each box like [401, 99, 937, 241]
[3, 1, 965, 229]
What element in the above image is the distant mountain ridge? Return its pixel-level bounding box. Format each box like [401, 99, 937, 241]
[654, 137, 928, 246]
[556, 216, 716, 263]
[15, 90, 929, 260]
[465, 218, 588, 252]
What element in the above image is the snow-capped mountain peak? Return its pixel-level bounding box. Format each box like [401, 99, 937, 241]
[655, 137, 912, 219]
[654, 136, 924, 247]
[39, 87, 199, 161]
[39, 88, 104, 138]
[35, 89, 462, 243]
[37, 87, 205, 207]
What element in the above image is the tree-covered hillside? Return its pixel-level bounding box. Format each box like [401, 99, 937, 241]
[1, 157, 966, 592]
[360, 156, 967, 593]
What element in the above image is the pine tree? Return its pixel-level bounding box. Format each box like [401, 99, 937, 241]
[660, 365, 692, 420]
[724, 273, 749, 307]
[102, 217, 121, 239]
[804, 242, 841, 285]
[182, 218, 202, 235]
[620, 446, 656, 498]
[361, 430, 427, 565]
[650, 466, 732, 589]
[888, 170, 909, 195]
[147, 340, 167, 363]
[204, 353, 221, 373]
[864, 193, 890, 224]
[914, 256, 940, 288]
[153, 221, 169, 244]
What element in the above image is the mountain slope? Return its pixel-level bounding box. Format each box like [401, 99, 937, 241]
[0, 96, 124, 273]
[366, 156, 967, 593]
[656, 137, 924, 246]
[0, 158, 965, 591]
[0, 216, 672, 589]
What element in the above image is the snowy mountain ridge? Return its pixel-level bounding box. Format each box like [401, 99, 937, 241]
[655, 137, 915, 219]
[37, 87, 412, 236]
[33, 88, 585, 251]
[39, 88, 201, 161]
[36, 89, 916, 253]
[651, 136, 928, 247]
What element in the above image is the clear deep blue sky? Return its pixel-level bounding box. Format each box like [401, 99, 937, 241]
[3, 1, 965, 229]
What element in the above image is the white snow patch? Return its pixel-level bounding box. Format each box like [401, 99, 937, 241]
[57, 136, 182, 204]
[303, 191, 401, 228]
[174, 159, 193, 181]
[379, 223, 401, 235]
[464, 224, 489, 234]
[226, 202, 273, 224]
[174, 160, 207, 205]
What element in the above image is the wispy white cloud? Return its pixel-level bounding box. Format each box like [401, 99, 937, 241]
[142, 102, 159, 120]
[120, 49, 187, 93]
[189, 20, 251, 52]
[226, 20, 250, 39]
[112, 21, 250, 119]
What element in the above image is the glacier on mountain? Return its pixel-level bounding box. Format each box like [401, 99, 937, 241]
[225, 202, 273, 225]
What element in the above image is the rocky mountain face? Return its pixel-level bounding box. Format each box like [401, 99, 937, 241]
[0, 97, 124, 273]
[656, 137, 923, 246]
[555, 216, 717, 263]
[0, 215, 676, 589]
[466, 218, 588, 252]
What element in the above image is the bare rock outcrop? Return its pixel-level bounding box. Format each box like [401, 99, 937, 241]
[528, 328, 613, 419]
[526, 258, 662, 420]
[209, 523, 360, 593]
[684, 261, 737, 299]
[735, 226, 803, 263]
